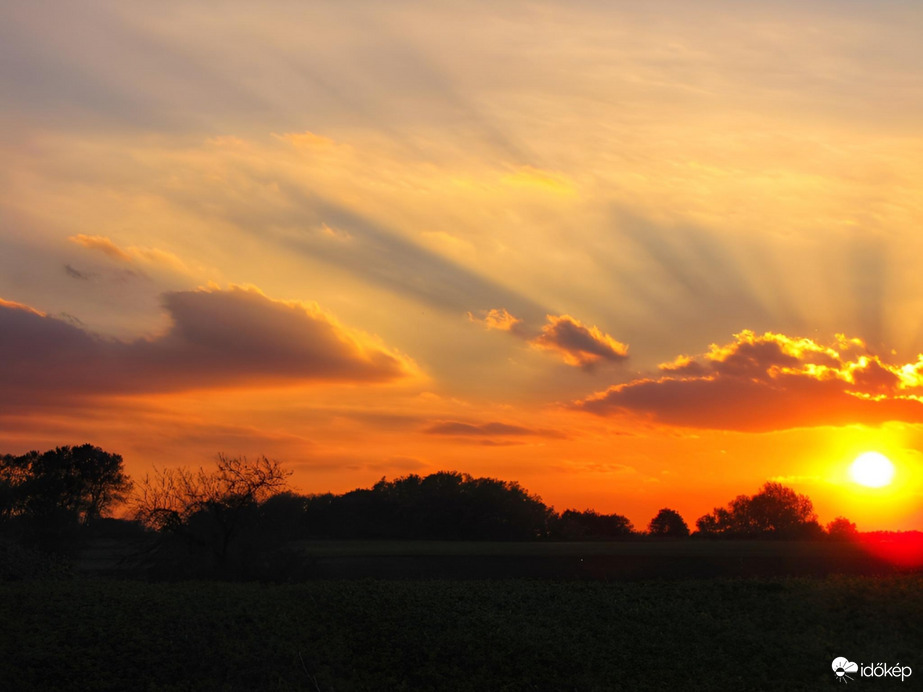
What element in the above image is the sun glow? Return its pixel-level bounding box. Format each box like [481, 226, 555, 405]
[849, 452, 895, 488]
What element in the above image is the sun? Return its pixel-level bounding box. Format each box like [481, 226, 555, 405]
[849, 452, 895, 488]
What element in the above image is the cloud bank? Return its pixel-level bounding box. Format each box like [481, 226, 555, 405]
[0, 286, 413, 402]
[576, 330, 923, 431]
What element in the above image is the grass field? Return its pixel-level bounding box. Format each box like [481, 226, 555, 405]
[2, 572, 921, 691]
[74, 536, 921, 582]
[283, 538, 917, 580]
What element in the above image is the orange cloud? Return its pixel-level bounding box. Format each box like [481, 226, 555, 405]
[68, 234, 132, 262]
[68, 234, 191, 275]
[467, 307, 524, 334]
[531, 314, 629, 369]
[0, 286, 414, 405]
[576, 330, 923, 431]
[424, 420, 565, 440]
[0, 298, 45, 317]
[470, 309, 628, 369]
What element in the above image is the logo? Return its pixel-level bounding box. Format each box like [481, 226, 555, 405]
[832, 657, 913, 683]
[832, 658, 858, 683]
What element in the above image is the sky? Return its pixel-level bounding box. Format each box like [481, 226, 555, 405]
[2, 0, 923, 530]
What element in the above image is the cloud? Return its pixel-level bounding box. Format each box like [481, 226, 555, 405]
[0, 298, 44, 316]
[68, 234, 191, 274]
[467, 308, 525, 335]
[64, 264, 92, 281]
[423, 420, 564, 439]
[531, 314, 629, 370]
[576, 330, 923, 431]
[0, 286, 414, 404]
[470, 308, 629, 370]
[69, 234, 132, 262]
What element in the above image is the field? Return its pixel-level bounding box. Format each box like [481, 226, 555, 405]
[284, 538, 919, 580]
[3, 540, 922, 691]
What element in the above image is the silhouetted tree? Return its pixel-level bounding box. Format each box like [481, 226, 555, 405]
[695, 482, 821, 538]
[0, 452, 33, 525]
[133, 455, 289, 571]
[556, 509, 634, 539]
[0, 445, 131, 529]
[647, 508, 690, 537]
[826, 516, 859, 541]
[258, 491, 310, 542]
[299, 471, 554, 540]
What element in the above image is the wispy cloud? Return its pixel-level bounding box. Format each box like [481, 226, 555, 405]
[424, 420, 565, 439]
[69, 234, 191, 275]
[69, 234, 133, 262]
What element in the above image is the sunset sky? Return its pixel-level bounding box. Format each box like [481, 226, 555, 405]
[3, 1, 923, 530]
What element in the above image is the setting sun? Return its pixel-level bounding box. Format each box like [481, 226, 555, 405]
[849, 452, 896, 488]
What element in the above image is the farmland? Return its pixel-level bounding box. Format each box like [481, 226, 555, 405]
[3, 540, 922, 690]
[284, 537, 918, 580]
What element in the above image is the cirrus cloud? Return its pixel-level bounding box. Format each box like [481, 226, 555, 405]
[575, 330, 923, 431]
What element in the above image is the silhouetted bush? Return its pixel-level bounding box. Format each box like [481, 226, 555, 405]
[0, 538, 73, 580]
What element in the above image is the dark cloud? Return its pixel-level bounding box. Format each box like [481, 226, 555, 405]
[575, 330, 923, 432]
[0, 286, 412, 404]
[531, 315, 629, 370]
[471, 308, 629, 370]
[64, 264, 91, 281]
[424, 421, 565, 439]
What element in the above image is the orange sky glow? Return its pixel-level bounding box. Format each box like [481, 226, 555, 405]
[2, 1, 923, 530]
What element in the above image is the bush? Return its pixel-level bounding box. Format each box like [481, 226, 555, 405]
[0, 539, 73, 581]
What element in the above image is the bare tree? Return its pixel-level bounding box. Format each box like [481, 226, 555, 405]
[134, 455, 289, 567]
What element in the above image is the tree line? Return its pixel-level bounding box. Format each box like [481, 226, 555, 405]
[1, 445, 860, 577]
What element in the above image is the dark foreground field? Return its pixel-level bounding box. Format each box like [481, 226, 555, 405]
[283, 538, 922, 580]
[2, 572, 921, 691]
